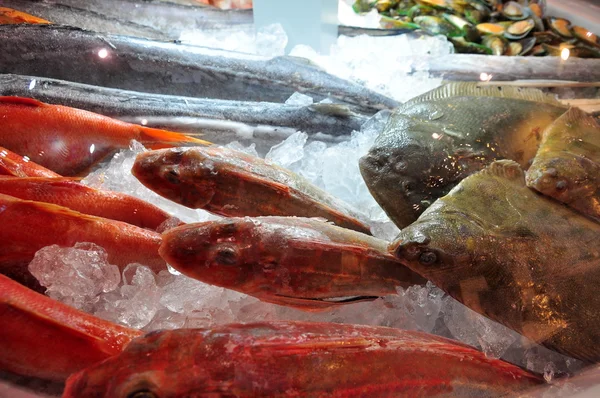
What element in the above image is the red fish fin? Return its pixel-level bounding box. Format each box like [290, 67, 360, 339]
[139, 127, 211, 147]
[0, 96, 47, 107]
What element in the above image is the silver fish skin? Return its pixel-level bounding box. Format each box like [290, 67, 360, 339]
[0, 74, 367, 153]
[38, 0, 254, 38]
[360, 83, 567, 229]
[0, 25, 398, 113]
[11, 0, 407, 40]
[1, 0, 171, 41]
[391, 160, 600, 363]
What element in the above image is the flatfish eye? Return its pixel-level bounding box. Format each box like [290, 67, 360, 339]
[555, 180, 568, 191]
[419, 251, 438, 265]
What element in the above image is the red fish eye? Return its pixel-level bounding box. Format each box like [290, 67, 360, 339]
[215, 247, 237, 265]
[127, 390, 158, 398]
[164, 169, 180, 184]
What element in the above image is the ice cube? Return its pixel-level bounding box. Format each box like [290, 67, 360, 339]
[255, 24, 289, 58]
[28, 243, 120, 311]
[160, 274, 225, 314]
[265, 131, 308, 168]
[224, 141, 260, 158]
[297, 140, 327, 185]
[94, 264, 161, 329]
[473, 314, 519, 359]
[143, 308, 187, 332]
[285, 92, 314, 106]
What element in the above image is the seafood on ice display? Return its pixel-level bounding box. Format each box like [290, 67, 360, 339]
[1, 2, 600, 397]
[352, 0, 600, 57]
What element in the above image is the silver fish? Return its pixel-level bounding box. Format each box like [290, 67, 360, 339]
[0, 25, 398, 113]
[0, 74, 367, 153]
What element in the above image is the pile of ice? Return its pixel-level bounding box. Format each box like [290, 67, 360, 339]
[290, 34, 452, 103]
[178, 11, 452, 103]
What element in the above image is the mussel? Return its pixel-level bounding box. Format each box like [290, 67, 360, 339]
[351, 0, 599, 58]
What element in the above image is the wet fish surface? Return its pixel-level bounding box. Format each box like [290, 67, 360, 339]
[133, 147, 371, 234]
[160, 217, 426, 310]
[0, 25, 398, 113]
[0, 177, 176, 231]
[32, 0, 254, 39]
[0, 96, 207, 176]
[0, 1, 169, 40]
[0, 274, 142, 381]
[0, 146, 61, 178]
[3, 0, 407, 40]
[360, 83, 568, 228]
[526, 107, 600, 222]
[391, 160, 600, 363]
[0, 194, 165, 288]
[63, 321, 542, 397]
[0, 74, 367, 150]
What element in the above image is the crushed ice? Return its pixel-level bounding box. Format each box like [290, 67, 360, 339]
[179, 23, 288, 58]
[178, 8, 451, 103]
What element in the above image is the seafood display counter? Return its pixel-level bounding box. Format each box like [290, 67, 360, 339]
[1, 1, 600, 397]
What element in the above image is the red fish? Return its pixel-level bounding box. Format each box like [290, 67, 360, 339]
[0, 274, 141, 381]
[161, 217, 426, 310]
[0, 7, 51, 24]
[0, 177, 177, 231]
[0, 145, 61, 178]
[0, 194, 165, 288]
[132, 147, 372, 234]
[0, 96, 209, 176]
[63, 321, 542, 397]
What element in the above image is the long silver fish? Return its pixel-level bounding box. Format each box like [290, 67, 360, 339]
[391, 160, 600, 363]
[0, 25, 398, 113]
[1, 0, 171, 40]
[360, 83, 567, 228]
[0, 74, 367, 152]
[4, 0, 410, 40]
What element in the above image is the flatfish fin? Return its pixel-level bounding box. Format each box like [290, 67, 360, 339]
[405, 82, 564, 106]
[478, 159, 526, 182]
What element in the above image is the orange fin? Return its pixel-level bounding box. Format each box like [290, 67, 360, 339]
[0, 96, 46, 107]
[139, 127, 211, 147]
[0, 8, 52, 24]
